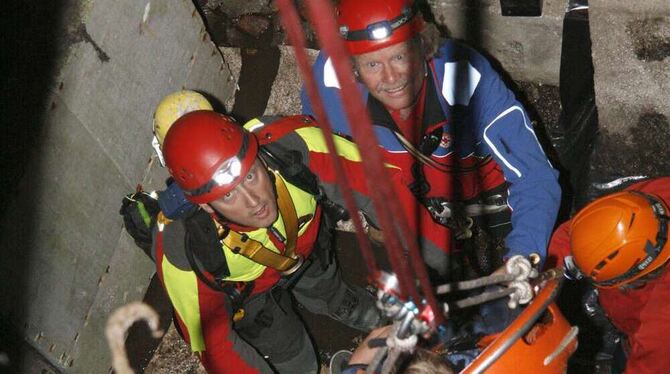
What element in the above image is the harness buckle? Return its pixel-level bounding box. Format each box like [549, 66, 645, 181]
[280, 255, 305, 276]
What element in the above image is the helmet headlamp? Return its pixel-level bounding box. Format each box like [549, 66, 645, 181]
[183, 132, 250, 198]
[339, 6, 415, 42]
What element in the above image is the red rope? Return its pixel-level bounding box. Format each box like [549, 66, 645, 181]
[276, 0, 379, 278]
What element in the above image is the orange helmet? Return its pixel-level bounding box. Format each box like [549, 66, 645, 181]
[569, 191, 669, 288]
[336, 0, 424, 55]
[162, 111, 259, 204]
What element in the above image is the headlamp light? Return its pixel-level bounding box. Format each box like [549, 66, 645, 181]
[339, 5, 416, 42]
[367, 21, 392, 40]
[212, 157, 242, 187]
[183, 132, 250, 198]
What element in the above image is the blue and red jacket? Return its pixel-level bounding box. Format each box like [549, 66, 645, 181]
[302, 40, 561, 260]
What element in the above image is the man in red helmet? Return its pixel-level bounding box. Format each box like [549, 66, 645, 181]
[546, 177, 670, 373]
[151, 111, 461, 373]
[302, 0, 560, 277]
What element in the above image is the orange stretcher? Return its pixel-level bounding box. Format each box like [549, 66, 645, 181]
[462, 273, 578, 374]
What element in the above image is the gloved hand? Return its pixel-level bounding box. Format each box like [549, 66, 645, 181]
[119, 190, 160, 257]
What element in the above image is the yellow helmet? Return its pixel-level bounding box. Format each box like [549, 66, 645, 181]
[153, 90, 213, 145]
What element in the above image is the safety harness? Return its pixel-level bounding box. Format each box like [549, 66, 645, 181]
[179, 116, 339, 316]
[181, 169, 304, 321]
[367, 67, 511, 275]
[218, 170, 303, 275]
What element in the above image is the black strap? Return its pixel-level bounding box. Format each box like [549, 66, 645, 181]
[184, 224, 255, 312]
[260, 145, 320, 198]
[183, 209, 231, 279]
[260, 144, 349, 224]
[184, 229, 229, 293]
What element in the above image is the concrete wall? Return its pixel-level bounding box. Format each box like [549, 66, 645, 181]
[221, 46, 319, 117]
[430, 0, 565, 85]
[0, 0, 234, 372]
[588, 1, 670, 180]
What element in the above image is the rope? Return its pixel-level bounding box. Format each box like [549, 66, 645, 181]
[105, 302, 163, 374]
[367, 322, 420, 374]
[275, 0, 380, 280]
[435, 273, 517, 294]
[448, 287, 517, 310]
[394, 130, 490, 173]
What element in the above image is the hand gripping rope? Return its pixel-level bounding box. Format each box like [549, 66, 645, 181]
[436, 255, 539, 313]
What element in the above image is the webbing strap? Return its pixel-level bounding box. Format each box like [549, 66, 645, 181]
[221, 171, 300, 272]
[394, 130, 492, 174]
[273, 170, 299, 256]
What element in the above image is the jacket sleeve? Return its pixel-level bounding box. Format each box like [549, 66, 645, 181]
[622, 274, 670, 373]
[544, 221, 571, 270]
[616, 178, 670, 374]
[301, 51, 365, 137]
[196, 286, 274, 374]
[156, 223, 273, 374]
[466, 48, 561, 261]
[273, 128, 455, 277]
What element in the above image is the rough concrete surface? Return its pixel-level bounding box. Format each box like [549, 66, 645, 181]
[264, 47, 319, 116]
[0, 0, 234, 372]
[429, 0, 565, 85]
[588, 1, 670, 181]
[222, 46, 318, 117]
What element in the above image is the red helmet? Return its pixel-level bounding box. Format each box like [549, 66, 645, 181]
[337, 0, 424, 55]
[162, 111, 259, 204]
[570, 191, 670, 287]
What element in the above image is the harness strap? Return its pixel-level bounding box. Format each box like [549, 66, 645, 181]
[254, 115, 316, 146]
[394, 130, 492, 174]
[183, 238, 254, 321]
[220, 171, 301, 273]
[273, 170, 299, 256]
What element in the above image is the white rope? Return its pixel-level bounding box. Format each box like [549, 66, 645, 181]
[378, 323, 419, 374]
[105, 302, 163, 374]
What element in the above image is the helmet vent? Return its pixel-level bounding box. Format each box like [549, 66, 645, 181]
[629, 213, 636, 229]
[592, 249, 620, 276]
[593, 260, 607, 271]
[607, 250, 620, 260]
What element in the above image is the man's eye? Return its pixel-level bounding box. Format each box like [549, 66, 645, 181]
[367, 61, 378, 68]
[245, 172, 255, 181]
[394, 54, 404, 61]
[223, 191, 234, 200]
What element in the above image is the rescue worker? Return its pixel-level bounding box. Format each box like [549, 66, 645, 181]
[302, 0, 561, 274]
[547, 177, 670, 373]
[152, 89, 214, 166]
[154, 111, 384, 373]
[152, 110, 463, 373]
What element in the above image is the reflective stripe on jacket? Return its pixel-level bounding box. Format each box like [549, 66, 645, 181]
[302, 39, 561, 260]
